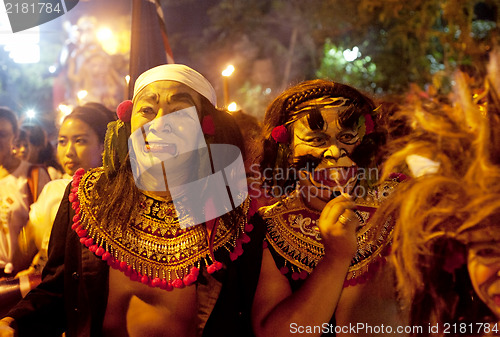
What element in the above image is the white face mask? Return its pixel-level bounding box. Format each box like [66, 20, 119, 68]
[129, 104, 248, 229]
[129, 105, 206, 193]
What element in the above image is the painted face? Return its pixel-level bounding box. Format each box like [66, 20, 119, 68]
[291, 107, 361, 196]
[129, 81, 206, 192]
[467, 241, 500, 320]
[57, 118, 103, 176]
[0, 118, 16, 166]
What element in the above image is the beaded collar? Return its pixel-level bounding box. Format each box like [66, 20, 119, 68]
[69, 168, 254, 290]
[262, 179, 399, 287]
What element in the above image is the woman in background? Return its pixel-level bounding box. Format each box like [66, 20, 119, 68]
[18, 102, 117, 277]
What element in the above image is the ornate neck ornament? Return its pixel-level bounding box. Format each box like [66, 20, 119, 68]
[69, 168, 254, 290]
[262, 179, 398, 287]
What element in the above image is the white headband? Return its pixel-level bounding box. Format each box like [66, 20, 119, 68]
[133, 64, 217, 106]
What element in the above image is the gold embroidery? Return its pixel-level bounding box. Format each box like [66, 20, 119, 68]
[263, 180, 397, 283]
[77, 168, 249, 282]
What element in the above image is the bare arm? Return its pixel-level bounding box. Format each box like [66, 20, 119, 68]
[0, 317, 16, 337]
[252, 196, 358, 337]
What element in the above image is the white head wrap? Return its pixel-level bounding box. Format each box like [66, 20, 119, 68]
[133, 64, 217, 106]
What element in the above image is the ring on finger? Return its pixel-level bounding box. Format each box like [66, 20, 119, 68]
[338, 214, 352, 225]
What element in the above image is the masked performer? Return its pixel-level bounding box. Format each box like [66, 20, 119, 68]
[251, 79, 407, 337]
[0, 64, 264, 337]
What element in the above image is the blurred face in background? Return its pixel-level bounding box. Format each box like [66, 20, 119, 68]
[12, 135, 29, 161]
[57, 117, 103, 176]
[0, 118, 16, 166]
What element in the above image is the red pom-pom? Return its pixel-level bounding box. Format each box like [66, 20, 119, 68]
[95, 247, 105, 256]
[183, 274, 197, 286]
[229, 252, 238, 261]
[108, 258, 118, 269]
[245, 223, 254, 232]
[201, 115, 215, 136]
[119, 261, 128, 272]
[207, 264, 217, 274]
[299, 270, 308, 280]
[234, 245, 244, 256]
[271, 125, 289, 143]
[279, 266, 289, 275]
[117, 100, 133, 122]
[241, 233, 251, 244]
[102, 252, 111, 261]
[75, 168, 85, 177]
[77, 229, 87, 237]
[388, 172, 409, 182]
[364, 114, 375, 135]
[190, 267, 200, 277]
[71, 221, 80, 230]
[141, 275, 149, 285]
[151, 277, 161, 288]
[163, 280, 174, 291]
[172, 278, 185, 288]
[248, 200, 258, 217]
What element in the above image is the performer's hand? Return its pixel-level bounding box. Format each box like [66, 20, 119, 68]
[317, 195, 359, 260]
[0, 317, 16, 337]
